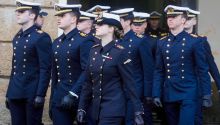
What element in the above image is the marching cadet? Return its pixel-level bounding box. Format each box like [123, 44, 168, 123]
[49, 3, 94, 125]
[111, 8, 155, 125]
[77, 11, 100, 44]
[5, 0, 52, 125]
[35, 11, 48, 29]
[152, 5, 212, 125]
[131, 11, 168, 125]
[146, 11, 168, 38]
[77, 12, 144, 125]
[184, 8, 220, 125]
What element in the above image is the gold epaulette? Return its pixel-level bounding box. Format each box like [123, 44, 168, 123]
[115, 44, 124, 49]
[79, 32, 88, 37]
[160, 33, 168, 37]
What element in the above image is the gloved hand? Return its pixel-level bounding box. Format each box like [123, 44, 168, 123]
[144, 97, 153, 105]
[202, 95, 212, 108]
[61, 94, 77, 110]
[5, 98, 9, 109]
[77, 109, 86, 123]
[153, 98, 163, 107]
[33, 96, 45, 108]
[134, 111, 144, 125]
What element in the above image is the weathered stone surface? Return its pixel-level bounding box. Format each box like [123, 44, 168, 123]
[0, 42, 12, 76]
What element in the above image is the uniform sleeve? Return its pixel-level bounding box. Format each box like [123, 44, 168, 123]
[70, 40, 93, 96]
[117, 50, 143, 112]
[152, 40, 165, 98]
[203, 39, 220, 90]
[35, 34, 52, 97]
[139, 39, 155, 97]
[78, 58, 93, 111]
[193, 40, 211, 96]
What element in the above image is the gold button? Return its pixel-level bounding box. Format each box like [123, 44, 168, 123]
[93, 58, 95, 61]
[129, 45, 132, 48]
[182, 63, 184, 66]
[182, 49, 184, 52]
[13, 72, 16, 75]
[168, 39, 171, 42]
[28, 34, 31, 37]
[95, 52, 97, 55]
[166, 50, 169, 53]
[100, 88, 102, 91]
[129, 39, 132, 42]
[24, 52, 26, 55]
[167, 69, 170, 72]
[59, 39, 62, 42]
[103, 59, 105, 62]
[182, 76, 185, 79]
[167, 63, 170, 66]
[183, 38, 186, 41]
[99, 96, 102, 99]
[57, 66, 59, 68]
[69, 44, 71, 47]
[14, 60, 16, 63]
[58, 79, 60, 82]
[23, 72, 25, 74]
[181, 56, 184, 59]
[16, 41, 18, 44]
[92, 95, 94, 98]
[24, 46, 27, 49]
[100, 66, 103, 69]
[23, 65, 26, 68]
[14, 66, 16, 68]
[71, 38, 74, 41]
[69, 73, 72, 75]
[166, 57, 170, 60]
[69, 80, 72, 83]
[67, 51, 70, 54]
[167, 44, 170, 47]
[99, 81, 102, 84]
[24, 59, 27, 62]
[168, 76, 171, 79]
[181, 70, 184, 72]
[26, 40, 28, 42]
[58, 72, 60, 75]
[55, 51, 58, 54]
[68, 66, 71, 68]
[14, 47, 16, 50]
[55, 59, 58, 62]
[13, 53, 16, 56]
[67, 58, 70, 61]
[57, 45, 60, 48]
[100, 74, 102, 76]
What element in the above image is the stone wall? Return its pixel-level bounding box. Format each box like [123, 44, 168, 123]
[0, 0, 59, 77]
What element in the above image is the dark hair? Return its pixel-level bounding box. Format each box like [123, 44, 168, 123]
[181, 12, 188, 20]
[113, 26, 124, 39]
[70, 11, 81, 24]
[28, 9, 40, 21]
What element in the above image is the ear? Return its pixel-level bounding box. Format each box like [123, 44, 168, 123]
[71, 15, 77, 24]
[192, 18, 197, 25]
[29, 13, 36, 20]
[143, 22, 147, 28]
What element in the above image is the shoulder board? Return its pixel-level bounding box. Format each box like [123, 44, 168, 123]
[190, 33, 198, 37]
[92, 44, 100, 48]
[160, 35, 168, 40]
[135, 33, 144, 38]
[150, 34, 157, 38]
[37, 30, 44, 34]
[160, 33, 168, 37]
[115, 44, 124, 49]
[79, 32, 88, 37]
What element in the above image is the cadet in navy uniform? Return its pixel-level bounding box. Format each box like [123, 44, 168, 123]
[49, 3, 94, 125]
[35, 11, 48, 29]
[184, 8, 220, 125]
[77, 12, 144, 125]
[146, 11, 168, 38]
[77, 11, 100, 44]
[111, 9, 155, 125]
[5, 0, 52, 125]
[152, 5, 212, 125]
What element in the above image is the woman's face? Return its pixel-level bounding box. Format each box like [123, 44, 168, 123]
[95, 24, 112, 37]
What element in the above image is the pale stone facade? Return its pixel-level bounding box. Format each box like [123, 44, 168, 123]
[0, 0, 59, 76]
